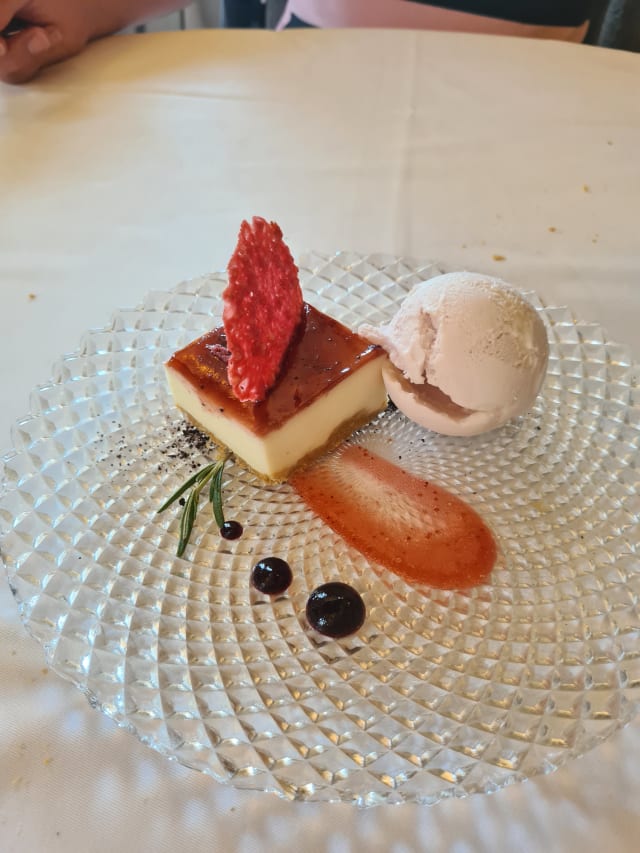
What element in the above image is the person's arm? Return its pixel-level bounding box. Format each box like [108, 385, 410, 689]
[0, 0, 188, 84]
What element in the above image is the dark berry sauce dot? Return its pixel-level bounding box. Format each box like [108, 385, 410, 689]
[305, 582, 366, 638]
[220, 520, 243, 540]
[251, 557, 293, 596]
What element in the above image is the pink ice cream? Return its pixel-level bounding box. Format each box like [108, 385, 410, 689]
[359, 272, 549, 436]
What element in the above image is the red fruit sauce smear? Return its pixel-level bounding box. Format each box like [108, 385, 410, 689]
[291, 445, 497, 590]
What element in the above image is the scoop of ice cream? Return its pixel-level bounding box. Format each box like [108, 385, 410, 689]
[359, 272, 549, 436]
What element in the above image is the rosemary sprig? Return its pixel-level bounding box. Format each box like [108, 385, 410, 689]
[158, 451, 231, 556]
[156, 463, 216, 514]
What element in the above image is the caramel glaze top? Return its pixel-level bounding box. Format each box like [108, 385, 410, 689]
[167, 303, 383, 435]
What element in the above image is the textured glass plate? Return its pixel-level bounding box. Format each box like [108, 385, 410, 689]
[2, 252, 640, 807]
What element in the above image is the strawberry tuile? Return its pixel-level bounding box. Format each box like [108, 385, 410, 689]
[223, 217, 303, 402]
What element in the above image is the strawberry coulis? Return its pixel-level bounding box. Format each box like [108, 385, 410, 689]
[291, 445, 496, 590]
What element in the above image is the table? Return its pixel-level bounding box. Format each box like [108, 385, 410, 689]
[1, 28, 639, 852]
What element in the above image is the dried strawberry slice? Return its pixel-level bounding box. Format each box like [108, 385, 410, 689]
[223, 217, 303, 402]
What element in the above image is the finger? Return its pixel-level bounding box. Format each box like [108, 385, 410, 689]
[0, 3, 26, 34]
[0, 24, 64, 84]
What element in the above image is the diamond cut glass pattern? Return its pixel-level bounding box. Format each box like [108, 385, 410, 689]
[1, 252, 639, 805]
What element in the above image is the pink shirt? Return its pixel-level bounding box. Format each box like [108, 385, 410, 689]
[277, 0, 589, 43]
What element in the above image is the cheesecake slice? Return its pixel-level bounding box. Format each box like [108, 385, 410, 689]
[165, 303, 388, 482]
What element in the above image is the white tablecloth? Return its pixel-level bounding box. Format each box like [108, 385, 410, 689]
[1, 29, 639, 852]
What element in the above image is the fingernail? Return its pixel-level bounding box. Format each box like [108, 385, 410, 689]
[27, 30, 50, 56]
[48, 27, 63, 47]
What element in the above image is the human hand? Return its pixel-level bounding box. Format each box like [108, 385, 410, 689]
[1, 0, 162, 84]
[0, 1, 186, 84]
[0, 1, 98, 83]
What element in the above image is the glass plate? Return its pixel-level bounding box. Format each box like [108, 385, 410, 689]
[2, 252, 639, 807]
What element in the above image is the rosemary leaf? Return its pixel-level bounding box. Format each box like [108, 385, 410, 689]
[210, 459, 227, 528]
[177, 490, 198, 557]
[157, 462, 215, 513]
